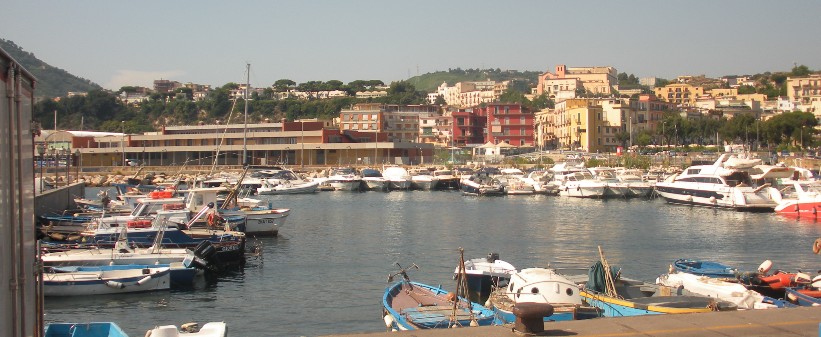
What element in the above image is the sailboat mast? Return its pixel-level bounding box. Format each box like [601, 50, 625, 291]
[243, 63, 250, 167]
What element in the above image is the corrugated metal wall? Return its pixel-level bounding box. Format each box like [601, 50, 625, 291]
[1, 46, 38, 337]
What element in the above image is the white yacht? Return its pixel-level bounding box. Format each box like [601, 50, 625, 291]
[588, 167, 628, 198]
[431, 169, 460, 190]
[497, 168, 535, 195]
[408, 168, 435, 191]
[255, 169, 318, 195]
[615, 169, 654, 198]
[326, 167, 363, 191]
[382, 165, 413, 190]
[654, 154, 782, 211]
[360, 168, 388, 191]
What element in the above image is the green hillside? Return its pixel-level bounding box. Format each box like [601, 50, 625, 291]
[407, 68, 543, 92]
[0, 38, 102, 98]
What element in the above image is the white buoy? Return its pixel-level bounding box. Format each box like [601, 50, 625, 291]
[811, 275, 821, 289]
[383, 315, 394, 329]
[757, 260, 773, 274]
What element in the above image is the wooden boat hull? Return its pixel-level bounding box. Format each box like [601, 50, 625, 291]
[580, 290, 732, 317]
[382, 281, 495, 331]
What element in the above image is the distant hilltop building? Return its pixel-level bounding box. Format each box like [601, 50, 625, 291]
[536, 65, 618, 99]
[426, 80, 515, 108]
[153, 79, 182, 93]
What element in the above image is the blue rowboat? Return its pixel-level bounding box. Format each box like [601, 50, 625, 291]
[672, 259, 737, 278]
[44, 322, 130, 337]
[382, 281, 495, 331]
[785, 287, 821, 306]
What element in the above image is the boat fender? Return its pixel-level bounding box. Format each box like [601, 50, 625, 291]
[758, 260, 773, 274]
[137, 275, 153, 286]
[445, 292, 457, 302]
[813, 238, 821, 255]
[484, 298, 492, 308]
[795, 272, 812, 284]
[144, 330, 151, 337]
[787, 292, 797, 302]
[105, 281, 125, 289]
[383, 315, 394, 329]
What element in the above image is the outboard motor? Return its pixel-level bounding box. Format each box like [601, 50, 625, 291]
[193, 240, 217, 260]
[486, 252, 500, 263]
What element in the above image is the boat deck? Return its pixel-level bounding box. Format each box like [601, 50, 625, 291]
[327, 306, 821, 337]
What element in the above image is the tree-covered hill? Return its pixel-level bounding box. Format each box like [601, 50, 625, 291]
[407, 68, 542, 92]
[0, 38, 102, 98]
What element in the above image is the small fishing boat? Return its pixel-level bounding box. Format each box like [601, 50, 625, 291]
[774, 182, 821, 218]
[672, 259, 737, 278]
[48, 262, 201, 288]
[785, 287, 821, 306]
[43, 266, 171, 296]
[453, 252, 516, 303]
[44, 322, 130, 337]
[382, 262, 496, 331]
[489, 267, 601, 323]
[580, 248, 737, 317]
[656, 272, 781, 310]
[146, 322, 227, 337]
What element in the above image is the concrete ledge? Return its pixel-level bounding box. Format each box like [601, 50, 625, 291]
[325, 306, 821, 337]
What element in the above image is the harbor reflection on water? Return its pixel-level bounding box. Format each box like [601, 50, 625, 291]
[45, 191, 821, 336]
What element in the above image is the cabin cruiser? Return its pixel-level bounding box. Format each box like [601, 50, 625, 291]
[382, 165, 413, 190]
[360, 168, 388, 191]
[497, 168, 535, 195]
[654, 154, 782, 211]
[431, 169, 460, 190]
[256, 168, 318, 195]
[460, 172, 504, 196]
[615, 169, 654, 198]
[522, 170, 558, 195]
[558, 171, 607, 198]
[326, 167, 363, 191]
[588, 167, 628, 198]
[409, 168, 435, 191]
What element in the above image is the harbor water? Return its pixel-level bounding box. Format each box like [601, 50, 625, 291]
[44, 190, 821, 336]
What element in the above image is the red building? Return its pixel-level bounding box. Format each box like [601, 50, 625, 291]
[451, 108, 486, 146]
[481, 103, 534, 147]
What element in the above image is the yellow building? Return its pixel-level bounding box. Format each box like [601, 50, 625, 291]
[787, 74, 821, 105]
[538, 98, 631, 152]
[654, 83, 704, 106]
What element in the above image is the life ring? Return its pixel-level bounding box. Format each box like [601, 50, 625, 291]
[813, 238, 821, 255]
[207, 212, 217, 227]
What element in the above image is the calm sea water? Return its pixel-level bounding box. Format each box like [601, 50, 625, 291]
[44, 190, 821, 336]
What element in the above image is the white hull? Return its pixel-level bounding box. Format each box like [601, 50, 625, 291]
[362, 179, 388, 191]
[44, 267, 171, 296]
[330, 180, 362, 191]
[43, 248, 193, 266]
[560, 183, 607, 198]
[148, 322, 227, 337]
[388, 180, 413, 190]
[257, 181, 319, 195]
[228, 208, 290, 236]
[654, 183, 778, 210]
[657, 273, 774, 310]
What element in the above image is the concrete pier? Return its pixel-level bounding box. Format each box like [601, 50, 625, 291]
[326, 306, 821, 337]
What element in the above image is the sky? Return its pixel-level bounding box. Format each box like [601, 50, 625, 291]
[3, 0, 820, 91]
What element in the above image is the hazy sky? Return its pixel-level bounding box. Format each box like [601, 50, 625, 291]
[3, 0, 820, 91]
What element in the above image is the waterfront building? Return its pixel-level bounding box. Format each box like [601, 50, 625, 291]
[418, 113, 452, 146]
[536, 64, 618, 97]
[451, 107, 487, 147]
[479, 103, 534, 147]
[340, 103, 438, 143]
[653, 83, 704, 106]
[45, 119, 431, 168]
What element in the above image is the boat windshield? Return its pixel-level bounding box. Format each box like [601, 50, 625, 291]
[361, 169, 382, 177]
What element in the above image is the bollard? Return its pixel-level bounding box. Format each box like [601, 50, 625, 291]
[511, 302, 554, 334]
